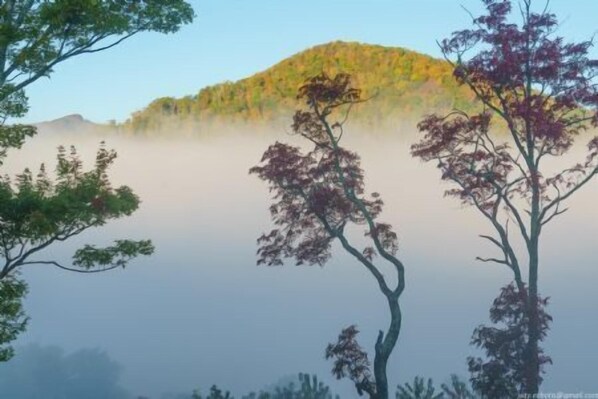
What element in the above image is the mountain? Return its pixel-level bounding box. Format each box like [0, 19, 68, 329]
[123, 41, 477, 133]
[34, 114, 107, 135]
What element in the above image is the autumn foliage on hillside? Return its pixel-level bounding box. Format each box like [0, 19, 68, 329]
[124, 41, 477, 133]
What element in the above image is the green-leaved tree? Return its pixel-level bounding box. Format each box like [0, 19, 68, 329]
[0, 0, 195, 360]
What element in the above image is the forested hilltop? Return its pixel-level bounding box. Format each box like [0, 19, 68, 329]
[122, 41, 477, 134]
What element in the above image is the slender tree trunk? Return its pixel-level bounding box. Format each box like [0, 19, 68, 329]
[372, 295, 402, 399]
[525, 235, 540, 395]
[523, 2, 541, 390]
[523, 159, 541, 395]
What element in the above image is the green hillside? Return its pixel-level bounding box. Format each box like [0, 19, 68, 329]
[123, 41, 476, 133]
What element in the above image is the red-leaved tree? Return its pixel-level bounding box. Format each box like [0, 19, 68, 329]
[411, 0, 598, 395]
[468, 283, 552, 396]
[251, 73, 406, 399]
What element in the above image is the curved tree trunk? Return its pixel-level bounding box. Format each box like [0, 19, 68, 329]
[372, 295, 402, 399]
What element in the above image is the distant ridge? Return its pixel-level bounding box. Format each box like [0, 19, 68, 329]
[123, 41, 477, 133]
[34, 114, 107, 135]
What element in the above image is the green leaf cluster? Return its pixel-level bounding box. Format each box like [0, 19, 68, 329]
[0, 142, 155, 277]
[0, 276, 27, 362]
[0, 0, 194, 361]
[0, 0, 195, 93]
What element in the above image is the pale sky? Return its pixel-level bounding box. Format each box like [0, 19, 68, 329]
[20, 0, 598, 124]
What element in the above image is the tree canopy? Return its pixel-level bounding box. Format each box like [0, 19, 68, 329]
[0, 143, 154, 279]
[412, 0, 598, 394]
[0, 0, 195, 96]
[252, 73, 407, 399]
[0, 0, 195, 360]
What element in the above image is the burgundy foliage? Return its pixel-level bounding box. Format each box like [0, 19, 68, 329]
[250, 141, 385, 266]
[442, 0, 598, 144]
[413, 111, 515, 210]
[468, 283, 552, 397]
[414, 0, 598, 208]
[250, 73, 397, 268]
[325, 325, 375, 396]
[252, 73, 405, 398]
[412, 0, 597, 394]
